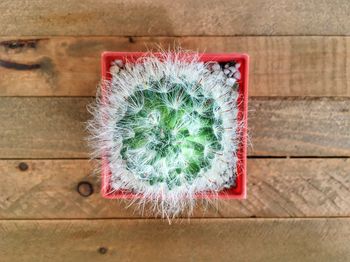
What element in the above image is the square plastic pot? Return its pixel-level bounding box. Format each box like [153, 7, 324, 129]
[100, 52, 249, 199]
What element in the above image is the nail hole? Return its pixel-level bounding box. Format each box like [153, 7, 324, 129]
[98, 247, 108, 254]
[18, 162, 29, 171]
[128, 36, 135, 43]
[77, 181, 94, 197]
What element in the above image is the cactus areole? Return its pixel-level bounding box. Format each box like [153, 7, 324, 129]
[88, 51, 248, 218]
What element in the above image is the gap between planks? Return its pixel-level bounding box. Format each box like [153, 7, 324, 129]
[2, 156, 350, 160]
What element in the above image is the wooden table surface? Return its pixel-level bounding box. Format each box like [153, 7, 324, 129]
[0, 1, 350, 261]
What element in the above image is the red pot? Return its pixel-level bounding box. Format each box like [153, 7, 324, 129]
[100, 52, 249, 199]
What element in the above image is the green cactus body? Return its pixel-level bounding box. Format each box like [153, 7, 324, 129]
[118, 80, 223, 189]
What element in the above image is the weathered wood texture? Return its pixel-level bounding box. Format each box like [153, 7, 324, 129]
[249, 97, 350, 156]
[0, 0, 349, 36]
[1, 219, 349, 262]
[0, 97, 349, 158]
[1, 159, 349, 219]
[0, 36, 349, 96]
[0, 98, 91, 158]
[0, 0, 348, 260]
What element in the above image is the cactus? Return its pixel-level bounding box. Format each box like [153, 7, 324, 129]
[88, 52, 242, 219]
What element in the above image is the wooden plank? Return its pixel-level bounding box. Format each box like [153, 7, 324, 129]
[1, 159, 349, 218]
[250, 97, 350, 156]
[0, 0, 349, 36]
[0, 98, 91, 158]
[0, 36, 349, 96]
[0, 218, 349, 262]
[0, 97, 349, 158]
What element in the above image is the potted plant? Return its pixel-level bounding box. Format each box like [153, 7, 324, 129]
[88, 51, 249, 218]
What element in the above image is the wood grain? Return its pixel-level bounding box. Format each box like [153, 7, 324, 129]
[0, 36, 349, 96]
[250, 97, 350, 156]
[0, 218, 349, 262]
[0, 97, 91, 158]
[1, 97, 349, 158]
[0, 0, 349, 36]
[1, 159, 349, 219]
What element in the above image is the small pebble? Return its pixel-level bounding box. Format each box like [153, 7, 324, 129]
[110, 65, 120, 75]
[224, 63, 230, 69]
[228, 71, 234, 78]
[223, 69, 230, 75]
[212, 70, 225, 77]
[235, 63, 241, 69]
[211, 63, 221, 71]
[112, 59, 124, 68]
[226, 78, 236, 86]
[234, 71, 241, 80]
[228, 66, 237, 73]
